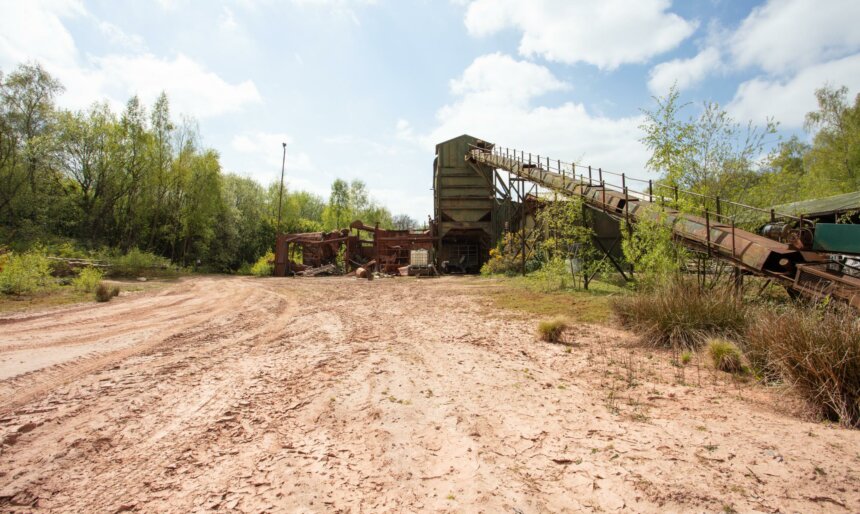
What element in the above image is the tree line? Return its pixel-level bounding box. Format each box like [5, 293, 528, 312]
[639, 83, 860, 217]
[0, 62, 414, 272]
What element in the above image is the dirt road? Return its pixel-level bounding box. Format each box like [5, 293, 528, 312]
[0, 276, 858, 512]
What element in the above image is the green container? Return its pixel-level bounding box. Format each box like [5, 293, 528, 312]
[813, 223, 860, 254]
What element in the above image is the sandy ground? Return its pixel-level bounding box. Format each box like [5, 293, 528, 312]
[0, 275, 858, 513]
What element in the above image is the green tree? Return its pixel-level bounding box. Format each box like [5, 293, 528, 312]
[803, 85, 860, 196]
[639, 85, 776, 211]
[325, 178, 350, 229]
[0, 63, 63, 229]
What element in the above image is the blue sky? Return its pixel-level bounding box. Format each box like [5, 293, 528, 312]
[2, 0, 859, 220]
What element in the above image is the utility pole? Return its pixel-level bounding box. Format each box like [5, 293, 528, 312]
[277, 142, 287, 234]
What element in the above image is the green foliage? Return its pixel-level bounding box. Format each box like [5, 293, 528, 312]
[640, 85, 776, 203]
[529, 257, 571, 291]
[0, 61, 397, 276]
[481, 235, 526, 276]
[94, 282, 111, 302]
[744, 302, 860, 426]
[706, 339, 745, 373]
[537, 318, 568, 343]
[534, 196, 608, 289]
[802, 85, 860, 196]
[109, 248, 171, 277]
[641, 84, 860, 216]
[0, 251, 54, 295]
[621, 205, 688, 289]
[321, 178, 393, 230]
[72, 266, 103, 292]
[250, 251, 274, 277]
[611, 278, 747, 349]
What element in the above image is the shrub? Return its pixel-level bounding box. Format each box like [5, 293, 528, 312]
[611, 278, 747, 349]
[250, 251, 274, 277]
[0, 251, 54, 295]
[745, 302, 860, 427]
[72, 267, 104, 292]
[94, 283, 112, 302]
[110, 286, 120, 297]
[537, 318, 568, 342]
[707, 339, 744, 373]
[621, 206, 688, 290]
[109, 248, 171, 277]
[530, 257, 571, 292]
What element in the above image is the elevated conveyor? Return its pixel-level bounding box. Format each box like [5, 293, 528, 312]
[467, 142, 860, 308]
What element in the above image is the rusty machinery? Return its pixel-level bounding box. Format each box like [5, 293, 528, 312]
[465, 140, 860, 308]
[273, 220, 436, 277]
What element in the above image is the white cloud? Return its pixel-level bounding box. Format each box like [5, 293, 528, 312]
[231, 132, 313, 172]
[0, 0, 84, 70]
[227, 131, 323, 195]
[422, 54, 649, 179]
[449, 52, 568, 104]
[0, 0, 261, 119]
[647, 46, 721, 95]
[218, 6, 239, 32]
[395, 119, 414, 141]
[730, 0, 860, 74]
[462, 0, 697, 70]
[728, 53, 860, 128]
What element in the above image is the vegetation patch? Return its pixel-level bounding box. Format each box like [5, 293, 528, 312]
[480, 276, 620, 324]
[250, 251, 274, 277]
[108, 249, 174, 278]
[746, 302, 860, 427]
[537, 318, 568, 342]
[72, 267, 104, 292]
[0, 251, 55, 295]
[706, 339, 745, 374]
[94, 283, 112, 302]
[611, 279, 747, 349]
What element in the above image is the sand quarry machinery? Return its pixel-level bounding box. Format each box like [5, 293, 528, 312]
[273, 220, 436, 277]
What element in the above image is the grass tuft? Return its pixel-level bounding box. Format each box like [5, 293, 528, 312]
[537, 318, 568, 343]
[94, 282, 112, 302]
[611, 278, 747, 349]
[680, 350, 693, 365]
[745, 301, 860, 427]
[706, 338, 744, 373]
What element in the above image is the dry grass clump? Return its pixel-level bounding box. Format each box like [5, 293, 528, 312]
[94, 283, 112, 302]
[611, 279, 747, 349]
[706, 338, 745, 373]
[537, 318, 568, 343]
[745, 302, 860, 427]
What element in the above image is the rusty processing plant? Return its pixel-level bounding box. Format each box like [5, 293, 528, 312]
[274, 134, 860, 308]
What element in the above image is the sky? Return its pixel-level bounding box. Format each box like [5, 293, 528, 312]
[2, 0, 859, 220]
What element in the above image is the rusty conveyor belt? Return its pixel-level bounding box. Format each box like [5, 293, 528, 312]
[468, 144, 860, 308]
